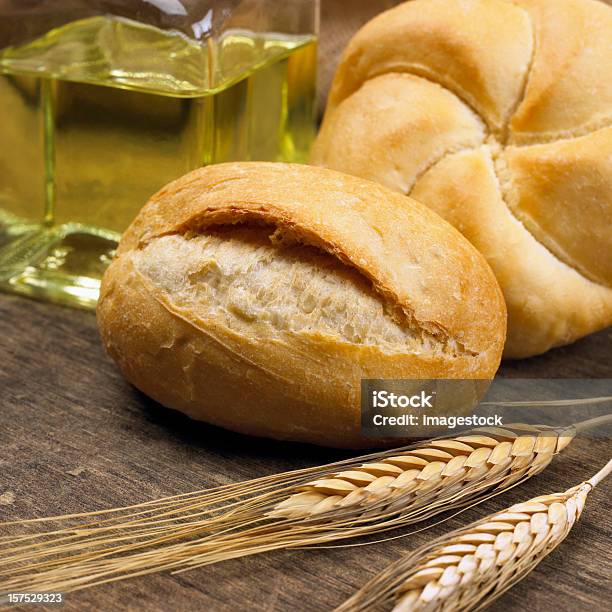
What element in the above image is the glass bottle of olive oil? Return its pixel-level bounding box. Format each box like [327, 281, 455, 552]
[0, 10, 317, 308]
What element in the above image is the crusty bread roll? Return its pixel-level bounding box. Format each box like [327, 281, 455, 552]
[312, 0, 612, 358]
[97, 162, 506, 448]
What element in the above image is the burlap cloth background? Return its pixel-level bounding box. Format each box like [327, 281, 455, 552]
[318, 0, 403, 115]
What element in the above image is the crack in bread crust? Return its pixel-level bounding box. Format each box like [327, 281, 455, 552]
[133, 226, 469, 357]
[499, 0, 537, 144]
[488, 147, 606, 286]
[130, 197, 491, 357]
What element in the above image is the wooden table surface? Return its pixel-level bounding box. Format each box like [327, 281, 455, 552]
[0, 293, 610, 611]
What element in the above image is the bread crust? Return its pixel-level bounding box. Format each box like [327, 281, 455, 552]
[98, 162, 506, 447]
[312, 0, 612, 357]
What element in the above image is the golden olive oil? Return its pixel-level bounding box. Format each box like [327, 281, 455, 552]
[0, 16, 317, 308]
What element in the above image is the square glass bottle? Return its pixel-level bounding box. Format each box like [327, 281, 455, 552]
[0, 0, 318, 308]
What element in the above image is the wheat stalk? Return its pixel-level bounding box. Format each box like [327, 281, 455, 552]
[336, 459, 612, 612]
[0, 420, 586, 596]
[267, 424, 568, 520]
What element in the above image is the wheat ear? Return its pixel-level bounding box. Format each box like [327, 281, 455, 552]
[0, 422, 580, 596]
[337, 459, 612, 612]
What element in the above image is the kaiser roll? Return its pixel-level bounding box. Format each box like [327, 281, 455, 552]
[312, 0, 612, 358]
[97, 163, 506, 448]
